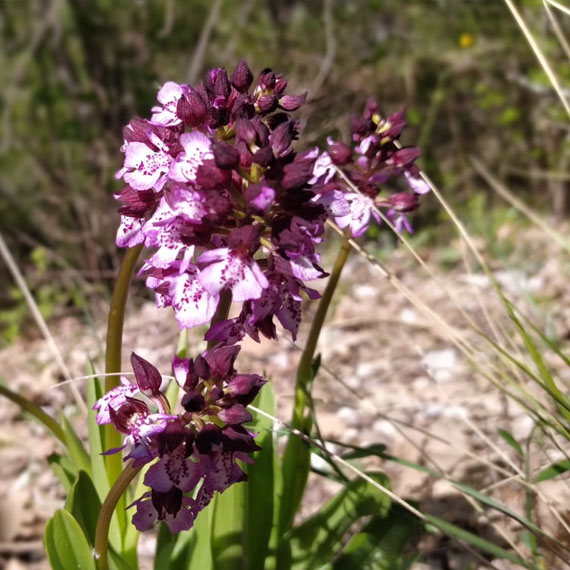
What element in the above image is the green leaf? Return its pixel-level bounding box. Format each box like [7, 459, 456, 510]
[170, 502, 214, 570]
[424, 514, 538, 570]
[452, 481, 544, 537]
[280, 472, 392, 570]
[245, 383, 277, 569]
[498, 428, 523, 456]
[44, 509, 96, 570]
[109, 549, 137, 570]
[48, 452, 77, 492]
[154, 524, 178, 570]
[533, 459, 570, 483]
[211, 481, 247, 570]
[278, 428, 311, 535]
[341, 443, 388, 461]
[334, 504, 420, 570]
[65, 470, 101, 545]
[61, 414, 92, 477]
[505, 301, 570, 426]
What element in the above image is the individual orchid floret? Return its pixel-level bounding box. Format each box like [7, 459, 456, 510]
[198, 247, 269, 302]
[169, 132, 213, 183]
[131, 490, 197, 533]
[93, 376, 139, 425]
[150, 82, 185, 127]
[116, 130, 173, 192]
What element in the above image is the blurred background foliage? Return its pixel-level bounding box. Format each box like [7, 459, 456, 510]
[1, 0, 569, 343]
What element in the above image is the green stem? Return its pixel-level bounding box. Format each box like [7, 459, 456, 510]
[291, 237, 351, 429]
[104, 245, 142, 467]
[94, 461, 142, 570]
[278, 238, 350, 537]
[103, 244, 142, 539]
[105, 244, 143, 391]
[0, 384, 66, 445]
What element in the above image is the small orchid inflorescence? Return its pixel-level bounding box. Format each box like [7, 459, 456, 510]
[95, 347, 264, 532]
[97, 59, 429, 534]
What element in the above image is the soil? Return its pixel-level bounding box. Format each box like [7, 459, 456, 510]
[1, 226, 570, 570]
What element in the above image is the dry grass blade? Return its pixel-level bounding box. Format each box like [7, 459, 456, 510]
[544, 0, 570, 63]
[545, 0, 570, 18]
[471, 156, 570, 254]
[249, 404, 511, 570]
[504, 0, 570, 119]
[0, 231, 87, 414]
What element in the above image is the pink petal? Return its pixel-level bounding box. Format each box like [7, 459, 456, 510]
[170, 272, 219, 328]
[145, 453, 203, 492]
[116, 216, 145, 248]
[168, 132, 212, 183]
[122, 141, 172, 191]
[150, 82, 184, 127]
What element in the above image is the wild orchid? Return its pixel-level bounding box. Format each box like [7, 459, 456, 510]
[2, 59, 431, 570]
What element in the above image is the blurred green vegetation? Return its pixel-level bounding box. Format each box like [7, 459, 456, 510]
[0, 0, 569, 342]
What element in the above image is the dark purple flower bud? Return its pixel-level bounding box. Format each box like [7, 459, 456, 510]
[230, 59, 254, 93]
[196, 424, 223, 454]
[279, 92, 307, 111]
[177, 89, 208, 127]
[211, 386, 223, 401]
[327, 139, 352, 165]
[235, 119, 257, 144]
[349, 114, 368, 138]
[152, 487, 183, 518]
[257, 94, 277, 113]
[228, 224, 261, 251]
[222, 425, 260, 453]
[181, 391, 206, 413]
[196, 161, 231, 189]
[207, 105, 230, 129]
[252, 117, 270, 146]
[131, 352, 163, 396]
[231, 94, 255, 119]
[391, 147, 420, 168]
[364, 98, 380, 120]
[123, 119, 152, 144]
[116, 187, 156, 217]
[380, 109, 407, 139]
[235, 141, 253, 168]
[204, 317, 246, 346]
[212, 141, 240, 170]
[227, 373, 266, 405]
[258, 68, 276, 90]
[282, 154, 315, 190]
[205, 68, 231, 99]
[270, 119, 296, 157]
[390, 192, 419, 212]
[204, 345, 240, 378]
[218, 404, 252, 425]
[193, 355, 210, 379]
[274, 77, 287, 97]
[253, 146, 274, 167]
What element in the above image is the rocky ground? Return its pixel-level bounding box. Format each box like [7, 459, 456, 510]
[1, 226, 570, 569]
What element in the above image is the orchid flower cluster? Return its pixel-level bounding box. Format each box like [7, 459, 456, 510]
[95, 348, 263, 532]
[96, 60, 429, 534]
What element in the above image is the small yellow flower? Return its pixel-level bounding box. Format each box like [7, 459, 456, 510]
[459, 33, 474, 49]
